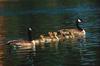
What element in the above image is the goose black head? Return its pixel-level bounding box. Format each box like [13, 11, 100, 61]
[76, 19, 83, 31]
[76, 19, 83, 23]
[27, 27, 32, 41]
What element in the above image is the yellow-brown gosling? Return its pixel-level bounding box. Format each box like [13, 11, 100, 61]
[57, 30, 66, 41]
[39, 34, 46, 43]
[32, 34, 46, 45]
[44, 32, 53, 43]
[48, 32, 59, 42]
[43, 32, 59, 43]
[52, 32, 59, 41]
[59, 30, 74, 39]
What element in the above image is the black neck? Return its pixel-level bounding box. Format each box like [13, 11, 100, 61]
[76, 22, 83, 31]
[27, 28, 32, 41]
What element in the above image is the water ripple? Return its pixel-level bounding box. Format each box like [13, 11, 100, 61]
[1, 7, 100, 16]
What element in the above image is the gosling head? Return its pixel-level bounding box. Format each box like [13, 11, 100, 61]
[59, 30, 67, 35]
[48, 32, 53, 36]
[40, 35, 44, 38]
[53, 32, 57, 36]
[48, 32, 52, 34]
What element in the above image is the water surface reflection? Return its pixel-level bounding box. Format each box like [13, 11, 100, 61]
[0, 16, 6, 66]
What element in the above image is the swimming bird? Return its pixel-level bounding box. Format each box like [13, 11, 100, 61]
[7, 28, 35, 49]
[59, 30, 74, 39]
[44, 32, 53, 43]
[39, 34, 46, 43]
[52, 32, 59, 41]
[58, 19, 86, 38]
[43, 32, 57, 43]
[46, 32, 59, 42]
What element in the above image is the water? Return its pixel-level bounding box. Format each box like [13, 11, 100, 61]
[0, 1, 100, 66]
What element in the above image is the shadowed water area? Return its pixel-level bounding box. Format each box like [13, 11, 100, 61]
[0, 0, 100, 66]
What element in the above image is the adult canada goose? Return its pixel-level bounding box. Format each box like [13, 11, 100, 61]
[58, 19, 86, 38]
[7, 28, 35, 48]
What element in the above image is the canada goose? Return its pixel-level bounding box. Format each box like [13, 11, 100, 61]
[7, 28, 35, 48]
[58, 19, 86, 38]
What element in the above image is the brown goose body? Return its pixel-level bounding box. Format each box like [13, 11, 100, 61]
[7, 39, 34, 47]
[7, 28, 35, 47]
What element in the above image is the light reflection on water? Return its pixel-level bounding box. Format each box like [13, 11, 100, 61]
[0, 3, 100, 66]
[0, 16, 6, 66]
[0, 44, 4, 66]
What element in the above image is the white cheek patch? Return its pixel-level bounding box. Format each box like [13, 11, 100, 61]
[78, 19, 81, 23]
[82, 30, 86, 35]
[29, 28, 32, 31]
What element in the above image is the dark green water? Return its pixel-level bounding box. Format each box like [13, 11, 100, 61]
[0, 1, 100, 66]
